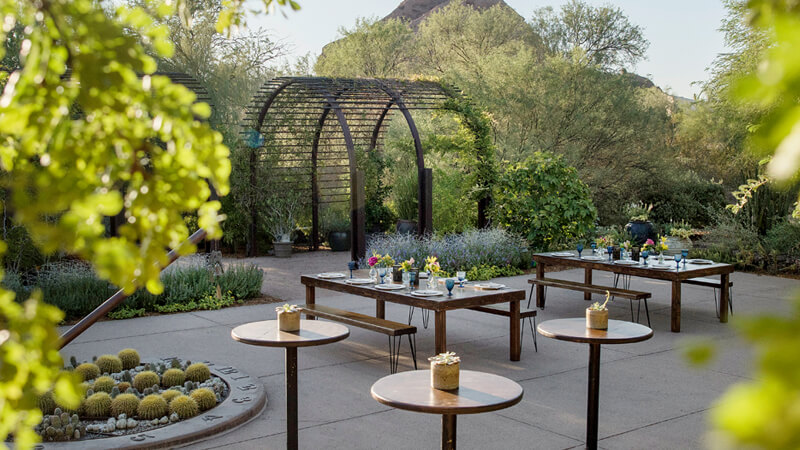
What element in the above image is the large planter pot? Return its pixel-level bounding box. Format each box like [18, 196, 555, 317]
[328, 231, 351, 252]
[431, 361, 460, 390]
[625, 221, 656, 246]
[273, 241, 293, 258]
[664, 236, 692, 253]
[396, 219, 417, 234]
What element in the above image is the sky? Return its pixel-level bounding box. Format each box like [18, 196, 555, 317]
[253, 0, 729, 98]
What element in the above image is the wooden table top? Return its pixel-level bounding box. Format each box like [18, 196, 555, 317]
[371, 370, 523, 415]
[231, 320, 349, 348]
[537, 318, 653, 345]
[532, 252, 733, 280]
[302, 273, 525, 311]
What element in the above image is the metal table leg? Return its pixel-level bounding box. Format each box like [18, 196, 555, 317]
[442, 414, 457, 450]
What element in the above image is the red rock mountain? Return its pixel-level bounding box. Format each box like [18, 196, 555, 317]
[383, 0, 517, 28]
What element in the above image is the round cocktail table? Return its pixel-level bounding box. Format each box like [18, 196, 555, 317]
[537, 318, 653, 450]
[231, 320, 349, 450]
[371, 369, 523, 450]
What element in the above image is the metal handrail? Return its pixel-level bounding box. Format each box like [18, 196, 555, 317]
[58, 228, 208, 349]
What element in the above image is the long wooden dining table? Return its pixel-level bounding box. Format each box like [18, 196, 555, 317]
[301, 273, 527, 360]
[532, 252, 734, 332]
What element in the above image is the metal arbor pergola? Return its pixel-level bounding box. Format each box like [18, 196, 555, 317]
[244, 77, 462, 260]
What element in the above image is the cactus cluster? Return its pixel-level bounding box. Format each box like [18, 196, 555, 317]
[117, 348, 141, 370]
[168, 395, 199, 419]
[96, 355, 123, 374]
[110, 393, 141, 418]
[133, 371, 160, 392]
[84, 392, 112, 418]
[161, 389, 182, 404]
[137, 394, 168, 420]
[92, 376, 115, 393]
[39, 409, 84, 441]
[161, 368, 186, 388]
[74, 363, 100, 382]
[185, 363, 211, 383]
[190, 388, 217, 411]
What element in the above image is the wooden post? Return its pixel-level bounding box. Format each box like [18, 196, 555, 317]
[536, 262, 546, 308]
[719, 273, 730, 323]
[442, 414, 456, 450]
[305, 285, 316, 321]
[285, 347, 299, 450]
[418, 168, 433, 235]
[671, 280, 681, 332]
[584, 268, 593, 301]
[352, 170, 366, 261]
[435, 310, 447, 354]
[586, 343, 601, 450]
[510, 300, 521, 361]
[376, 300, 385, 320]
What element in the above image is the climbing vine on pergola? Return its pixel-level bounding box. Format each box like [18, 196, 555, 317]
[243, 77, 494, 260]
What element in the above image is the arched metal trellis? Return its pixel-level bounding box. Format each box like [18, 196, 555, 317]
[244, 77, 473, 261]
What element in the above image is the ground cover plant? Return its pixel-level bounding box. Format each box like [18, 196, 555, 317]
[366, 229, 528, 280]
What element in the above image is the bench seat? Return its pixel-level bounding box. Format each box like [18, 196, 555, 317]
[528, 278, 650, 300]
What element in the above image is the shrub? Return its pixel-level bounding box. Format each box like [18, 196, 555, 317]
[137, 395, 168, 420]
[432, 166, 477, 233]
[169, 395, 199, 419]
[110, 394, 140, 418]
[95, 355, 123, 374]
[216, 264, 263, 300]
[492, 152, 597, 251]
[765, 219, 800, 257]
[644, 173, 726, 227]
[32, 261, 116, 318]
[367, 229, 528, 273]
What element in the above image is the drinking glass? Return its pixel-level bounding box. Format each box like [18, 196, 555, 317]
[674, 254, 682, 271]
[456, 271, 466, 288]
[607, 246, 613, 261]
[590, 242, 597, 255]
[378, 268, 387, 284]
[445, 279, 455, 296]
[347, 261, 357, 279]
[641, 250, 649, 266]
[576, 243, 584, 258]
[409, 271, 416, 290]
[681, 249, 689, 267]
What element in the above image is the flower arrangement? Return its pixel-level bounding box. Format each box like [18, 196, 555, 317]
[276, 304, 299, 313]
[400, 258, 415, 272]
[378, 254, 395, 268]
[596, 235, 614, 248]
[621, 240, 631, 251]
[642, 238, 656, 252]
[655, 236, 669, 253]
[368, 255, 378, 267]
[424, 256, 441, 274]
[428, 351, 460, 365]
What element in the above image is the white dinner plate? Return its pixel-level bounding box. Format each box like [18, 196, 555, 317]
[687, 259, 714, 265]
[648, 264, 673, 270]
[345, 278, 374, 285]
[411, 290, 443, 297]
[374, 284, 406, 290]
[551, 252, 574, 257]
[614, 260, 639, 266]
[439, 277, 469, 284]
[581, 256, 604, 261]
[317, 272, 346, 279]
[473, 283, 506, 290]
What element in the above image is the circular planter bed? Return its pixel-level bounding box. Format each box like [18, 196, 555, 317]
[34, 353, 265, 449]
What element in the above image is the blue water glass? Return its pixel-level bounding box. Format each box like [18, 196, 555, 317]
[641, 250, 649, 266]
[445, 279, 455, 296]
[576, 243, 584, 258]
[591, 242, 597, 255]
[409, 271, 416, 290]
[607, 246, 613, 261]
[347, 261, 357, 278]
[378, 268, 387, 284]
[456, 271, 466, 288]
[681, 249, 689, 267]
[674, 254, 682, 270]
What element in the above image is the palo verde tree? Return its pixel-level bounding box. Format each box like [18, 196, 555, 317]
[0, 0, 297, 447]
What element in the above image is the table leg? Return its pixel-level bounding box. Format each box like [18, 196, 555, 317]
[536, 262, 546, 308]
[584, 268, 593, 301]
[285, 347, 298, 450]
[586, 343, 601, 450]
[305, 285, 316, 320]
[719, 273, 730, 323]
[435, 311, 447, 354]
[442, 414, 456, 450]
[510, 300, 521, 361]
[671, 280, 681, 332]
[376, 299, 385, 320]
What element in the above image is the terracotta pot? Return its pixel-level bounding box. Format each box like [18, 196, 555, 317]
[586, 308, 609, 330]
[277, 310, 300, 331]
[431, 361, 460, 390]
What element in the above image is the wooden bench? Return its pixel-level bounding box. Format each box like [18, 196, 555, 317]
[469, 303, 538, 353]
[528, 277, 652, 326]
[683, 277, 734, 317]
[301, 304, 417, 373]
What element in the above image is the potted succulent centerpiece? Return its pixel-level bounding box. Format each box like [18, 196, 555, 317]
[424, 256, 441, 289]
[429, 352, 460, 390]
[624, 202, 656, 246]
[276, 304, 301, 331]
[586, 291, 613, 330]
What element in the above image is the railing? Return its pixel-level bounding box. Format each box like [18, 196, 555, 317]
[58, 228, 208, 349]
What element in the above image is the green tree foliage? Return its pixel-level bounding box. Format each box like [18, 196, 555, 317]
[530, 0, 649, 70]
[492, 152, 596, 251]
[315, 17, 413, 78]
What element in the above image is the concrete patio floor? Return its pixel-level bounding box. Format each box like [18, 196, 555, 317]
[59, 251, 798, 449]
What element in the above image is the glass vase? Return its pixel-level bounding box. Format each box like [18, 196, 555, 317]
[427, 274, 437, 290]
[369, 266, 377, 282]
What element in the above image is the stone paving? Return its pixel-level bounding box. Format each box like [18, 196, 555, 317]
[59, 251, 799, 449]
